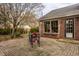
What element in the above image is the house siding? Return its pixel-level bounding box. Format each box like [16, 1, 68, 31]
[39, 16, 79, 40]
[39, 18, 65, 39]
[39, 4, 79, 40]
[39, 21, 59, 38]
[59, 18, 65, 39]
[39, 20, 59, 39]
[74, 17, 79, 40]
[42, 33, 59, 39]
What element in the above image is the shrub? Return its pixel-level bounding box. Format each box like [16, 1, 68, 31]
[17, 28, 27, 34]
[0, 28, 26, 35]
[0, 28, 11, 35]
[30, 27, 39, 33]
[15, 31, 21, 37]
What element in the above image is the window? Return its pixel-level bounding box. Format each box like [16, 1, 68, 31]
[66, 19, 74, 33]
[44, 20, 58, 33]
[44, 21, 50, 32]
[51, 21, 58, 33]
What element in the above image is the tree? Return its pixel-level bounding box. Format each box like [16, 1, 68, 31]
[0, 4, 10, 29]
[0, 3, 44, 38]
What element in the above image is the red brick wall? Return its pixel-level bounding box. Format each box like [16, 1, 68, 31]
[42, 33, 59, 39]
[39, 17, 79, 40]
[74, 17, 79, 40]
[39, 20, 61, 39]
[40, 19, 66, 39]
[59, 18, 65, 39]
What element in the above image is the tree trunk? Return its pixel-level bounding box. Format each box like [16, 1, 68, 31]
[11, 24, 17, 38]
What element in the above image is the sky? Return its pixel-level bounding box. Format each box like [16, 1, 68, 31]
[42, 3, 76, 16]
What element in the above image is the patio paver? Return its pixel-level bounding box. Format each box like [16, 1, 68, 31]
[0, 37, 79, 56]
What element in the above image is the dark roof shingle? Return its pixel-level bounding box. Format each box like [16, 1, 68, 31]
[40, 4, 79, 20]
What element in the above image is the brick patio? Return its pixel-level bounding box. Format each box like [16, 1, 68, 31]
[0, 37, 79, 56]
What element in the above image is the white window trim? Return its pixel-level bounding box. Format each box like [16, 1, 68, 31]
[66, 17, 75, 39]
[43, 19, 59, 34]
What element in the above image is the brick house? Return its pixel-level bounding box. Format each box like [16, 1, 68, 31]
[39, 4, 79, 40]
